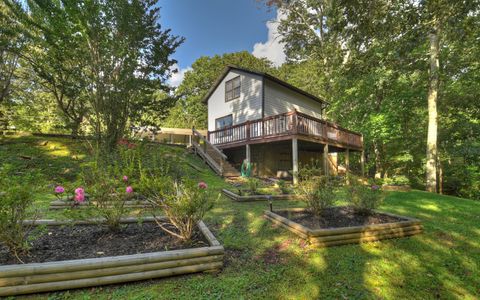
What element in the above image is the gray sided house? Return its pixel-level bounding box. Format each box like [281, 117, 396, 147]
[203, 66, 364, 182]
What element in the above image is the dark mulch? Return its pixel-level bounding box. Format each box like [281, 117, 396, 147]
[0, 222, 209, 265]
[276, 206, 406, 230]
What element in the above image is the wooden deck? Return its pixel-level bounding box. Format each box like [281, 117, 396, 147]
[208, 111, 363, 151]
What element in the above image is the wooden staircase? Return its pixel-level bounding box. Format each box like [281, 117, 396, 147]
[191, 128, 240, 177]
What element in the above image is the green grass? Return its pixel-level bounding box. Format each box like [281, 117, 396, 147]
[1, 136, 479, 299]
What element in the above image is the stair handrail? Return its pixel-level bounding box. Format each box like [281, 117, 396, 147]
[192, 128, 227, 160]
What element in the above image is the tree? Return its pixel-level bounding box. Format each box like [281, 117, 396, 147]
[267, 0, 479, 194]
[163, 51, 274, 129]
[0, 1, 21, 105]
[9, 0, 183, 150]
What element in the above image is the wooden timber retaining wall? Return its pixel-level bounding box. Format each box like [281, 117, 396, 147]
[222, 189, 301, 202]
[264, 208, 423, 247]
[49, 199, 152, 210]
[0, 217, 223, 297]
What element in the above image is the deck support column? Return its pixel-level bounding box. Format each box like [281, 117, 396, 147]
[345, 149, 350, 184]
[246, 144, 251, 164]
[292, 138, 299, 185]
[323, 144, 329, 176]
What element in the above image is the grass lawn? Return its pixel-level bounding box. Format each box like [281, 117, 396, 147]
[1, 135, 479, 299]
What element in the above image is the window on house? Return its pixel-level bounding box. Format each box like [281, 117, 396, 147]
[225, 76, 241, 101]
[215, 114, 233, 130]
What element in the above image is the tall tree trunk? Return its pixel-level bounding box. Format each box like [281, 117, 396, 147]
[426, 28, 440, 193]
[373, 140, 382, 179]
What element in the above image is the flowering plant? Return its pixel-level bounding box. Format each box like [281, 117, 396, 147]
[74, 187, 85, 203]
[151, 179, 217, 241]
[55, 186, 65, 194]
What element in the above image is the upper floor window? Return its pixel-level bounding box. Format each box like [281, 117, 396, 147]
[225, 76, 240, 101]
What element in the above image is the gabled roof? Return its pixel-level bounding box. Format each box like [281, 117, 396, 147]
[202, 66, 330, 108]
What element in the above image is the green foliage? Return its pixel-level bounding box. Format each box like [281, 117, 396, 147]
[8, 0, 183, 149]
[296, 174, 336, 217]
[384, 175, 410, 186]
[276, 179, 289, 194]
[137, 175, 174, 200]
[151, 180, 216, 241]
[246, 177, 261, 195]
[346, 175, 385, 215]
[80, 164, 131, 231]
[0, 166, 39, 262]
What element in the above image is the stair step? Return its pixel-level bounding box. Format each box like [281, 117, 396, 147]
[191, 133, 240, 177]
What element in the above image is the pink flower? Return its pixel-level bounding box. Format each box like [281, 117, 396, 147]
[371, 185, 380, 190]
[54, 186, 65, 194]
[74, 187, 85, 202]
[75, 187, 85, 195]
[122, 175, 128, 182]
[126, 186, 133, 194]
[198, 182, 208, 189]
[74, 193, 85, 202]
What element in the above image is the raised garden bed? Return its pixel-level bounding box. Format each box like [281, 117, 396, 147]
[382, 184, 412, 192]
[264, 207, 422, 247]
[49, 195, 152, 210]
[0, 217, 223, 297]
[222, 189, 301, 202]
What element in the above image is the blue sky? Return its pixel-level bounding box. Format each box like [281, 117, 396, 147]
[159, 0, 286, 86]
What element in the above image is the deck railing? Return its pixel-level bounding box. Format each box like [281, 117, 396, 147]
[208, 111, 363, 149]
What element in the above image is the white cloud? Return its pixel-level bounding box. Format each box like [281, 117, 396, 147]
[168, 64, 192, 87]
[252, 10, 287, 67]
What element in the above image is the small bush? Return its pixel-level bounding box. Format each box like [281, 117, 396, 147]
[277, 179, 289, 194]
[80, 164, 132, 231]
[0, 168, 39, 262]
[346, 175, 385, 214]
[151, 179, 216, 241]
[246, 177, 260, 195]
[296, 176, 336, 217]
[392, 175, 410, 186]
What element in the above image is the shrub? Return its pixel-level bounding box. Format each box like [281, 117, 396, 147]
[138, 174, 174, 199]
[246, 177, 260, 195]
[80, 165, 131, 231]
[140, 149, 186, 182]
[296, 176, 336, 217]
[346, 175, 385, 214]
[0, 168, 39, 262]
[277, 179, 289, 194]
[392, 175, 410, 186]
[151, 179, 215, 241]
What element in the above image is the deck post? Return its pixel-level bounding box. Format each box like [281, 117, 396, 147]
[292, 138, 299, 185]
[323, 144, 329, 176]
[246, 144, 251, 164]
[345, 149, 350, 184]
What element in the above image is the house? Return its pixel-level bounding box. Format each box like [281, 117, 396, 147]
[202, 66, 364, 183]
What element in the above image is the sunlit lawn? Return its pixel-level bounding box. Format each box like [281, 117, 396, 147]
[1, 135, 479, 299]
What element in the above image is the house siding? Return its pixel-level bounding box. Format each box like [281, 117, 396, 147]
[207, 70, 263, 131]
[264, 79, 323, 119]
